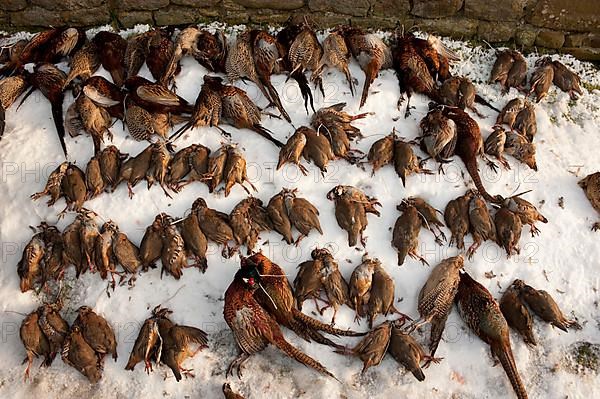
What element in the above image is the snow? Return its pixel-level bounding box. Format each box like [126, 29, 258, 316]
[1, 25, 599, 398]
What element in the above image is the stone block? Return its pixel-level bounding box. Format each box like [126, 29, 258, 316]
[411, 0, 463, 18]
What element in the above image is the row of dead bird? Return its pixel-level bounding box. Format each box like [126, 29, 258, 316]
[18, 187, 325, 292]
[20, 303, 117, 383]
[20, 182, 549, 295]
[0, 21, 585, 214]
[17, 211, 148, 293]
[0, 20, 583, 156]
[324, 184, 548, 264]
[224, 251, 579, 399]
[491, 51, 583, 102]
[20, 303, 207, 383]
[394, 191, 549, 264]
[18, 246, 581, 396]
[31, 142, 256, 214]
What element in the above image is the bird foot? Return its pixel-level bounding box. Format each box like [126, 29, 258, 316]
[529, 224, 541, 237]
[181, 368, 195, 379]
[592, 222, 600, 232]
[392, 311, 413, 325]
[227, 353, 249, 379]
[262, 110, 282, 120]
[144, 360, 153, 374]
[422, 355, 443, 369]
[487, 160, 499, 174]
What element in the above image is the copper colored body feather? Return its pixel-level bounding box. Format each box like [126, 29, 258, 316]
[516, 280, 580, 332]
[313, 32, 354, 96]
[367, 262, 399, 328]
[392, 204, 425, 266]
[551, 60, 583, 99]
[91, 31, 127, 87]
[455, 271, 528, 399]
[500, 281, 537, 346]
[327, 185, 380, 247]
[529, 58, 554, 103]
[312, 248, 351, 325]
[349, 256, 377, 320]
[20, 309, 52, 380]
[444, 191, 472, 249]
[336, 25, 391, 108]
[63, 42, 100, 89]
[388, 324, 428, 381]
[504, 130, 537, 171]
[467, 194, 497, 259]
[73, 306, 118, 361]
[244, 253, 361, 347]
[62, 325, 103, 383]
[368, 132, 395, 175]
[223, 266, 336, 379]
[24, 63, 68, 156]
[336, 321, 391, 373]
[494, 207, 523, 257]
[438, 105, 501, 202]
[416, 255, 464, 356]
[578, 172, 600, 231]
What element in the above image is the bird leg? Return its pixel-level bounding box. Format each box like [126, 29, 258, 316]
[294, 234, 306, 247]
[466, 240, 481, 260]
[23, 355, 32, 382]
[470, 106, 486, 119]
[485, 157, 499, 174]
[127, 183, 135, 199]
[144, 358, 154, 374]
[180, 367, 195, 379]
[397, 94, 405, 110]
[261, 110, 282, 120]
[404, 315, 434, 333]
[422, 355, 443, 369]
[313, 296, 330, 314]
[216, 126, 232, 139]
[410, 250, 429, 266]
[404, 94, 414, 118]
[297, 163, 309, 176]
[330, 306, 338, 326]
[227, 352, 250, 379]
[528, 223, 541, 237]
[391, 309, 413, 324]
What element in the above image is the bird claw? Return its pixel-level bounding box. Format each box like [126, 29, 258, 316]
[422, 355, 443, 369]
[487, 160, 499, 174]
[592, 222, 600, 232]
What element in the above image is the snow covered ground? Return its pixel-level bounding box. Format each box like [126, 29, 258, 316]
[0, 24, 599, 398]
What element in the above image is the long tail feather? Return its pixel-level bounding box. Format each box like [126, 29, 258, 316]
[273, 336, 337, 379]
[494, 342, 528, 399]
[464, 158, 499, 203]
[293, 308, 365, 336]
[475, 94, 501, 113]
[0, 104, 5, 138]
[169, 120, 192, 141]
[291, 70, 315, 114]
[252, 124, 284, 148]
[428, 313, 449, 357]
[51, 96, 67, 157]
[263, 78, 291, 123]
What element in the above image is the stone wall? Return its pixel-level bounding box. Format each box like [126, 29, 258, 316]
[1, 0, 599, 60]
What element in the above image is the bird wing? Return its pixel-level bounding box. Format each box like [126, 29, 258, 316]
[83, 85, 120, 107]
[224, 288, 273, 355]
[170, 325, 208, 348]
[136, 85, 183, 106]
